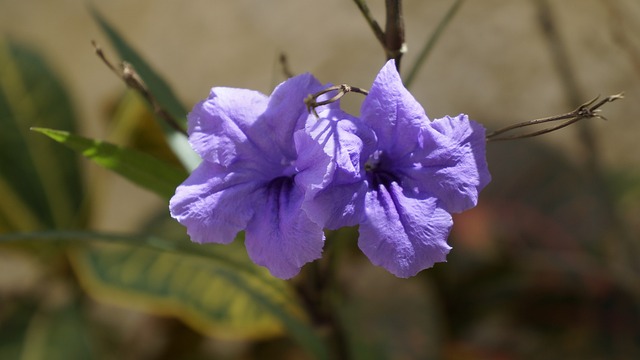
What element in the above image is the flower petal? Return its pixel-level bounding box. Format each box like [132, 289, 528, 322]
[188, 73, 328, 169]
[188, 88, 269, 166]
[402, 114, 491, 213]
[302, 181, 369, 229]
[295, 108, 376, 228]
[244, 178, 324, 279]
[358, 182, 453, 278]
[169, 161, 259, 244]
[360, 60, 428, 159]
[260, 73, 327, 160]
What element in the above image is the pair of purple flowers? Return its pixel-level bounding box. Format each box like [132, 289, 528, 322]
[170, 60, 491, 279]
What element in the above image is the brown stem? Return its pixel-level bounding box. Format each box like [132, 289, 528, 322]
[278, 53, 294, 78]
[384, 0, 405, 71]
[600, 0, 640, 77]
[92, 41, 188, 136]
[295, 234, 350, 360]
[486, 93, 623, 141]
[535, 0, 638, 296]
[352, 0, 386, 50]
[352, 0, 405, 71]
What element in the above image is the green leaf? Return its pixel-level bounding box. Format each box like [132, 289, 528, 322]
[0, 297, 93, 360]
[0, 299, 37, 359]
[20, 301, 93, 360]
[31, 127, 187, 200]
[74, 243, 294, 338]
[0, 231, 329, 359]
[108, 91, 184, 169]
[339, 266, 443, 360]
[90, 7, 200, 171]
[0, 39, 84, 230]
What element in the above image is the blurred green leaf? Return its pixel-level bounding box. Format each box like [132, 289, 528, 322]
[90, 7, 200, 171]
[339, 264, 443, 360]
[607, 170, 640, 206]
[0, 299, 92, 360]
[73, 243, 296, 339]
[0, 39, 83, 231]
[0, 231, 329, 359]
[108, 91, 183, 169]
[20, 301, 93, 360]
[31, 128, 187, 200]
[0, 300, 37, 359]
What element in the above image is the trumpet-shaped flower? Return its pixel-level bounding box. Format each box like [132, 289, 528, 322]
[353, 60, 491, 277]
[170, 74, 362, 279]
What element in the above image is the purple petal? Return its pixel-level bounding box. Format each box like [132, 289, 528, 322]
[360, 60, 428, 159]
[358, 182, 453, 278]
[188, 74, 328, 169]
[169, 161, 259, 244]
[188, 88, 269, 166]
[260, 73, 327, 160]
[244, 178, 324, 279]
[402, 114, 491, 213]
[295, 108, 375, 188]
[295, 108, 376, 228]
[302, 181, 369, 229]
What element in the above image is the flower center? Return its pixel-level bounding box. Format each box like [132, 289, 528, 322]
[364, 150, 382, 172]
[365, 150, 398, 188]
[280, 157, 297, 177]
[265, 176, 296, 210]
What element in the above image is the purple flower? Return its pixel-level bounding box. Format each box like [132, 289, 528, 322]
[342, 60, 490, 278]
[171, 59, 490, 280]
[169, 74, 355, 279]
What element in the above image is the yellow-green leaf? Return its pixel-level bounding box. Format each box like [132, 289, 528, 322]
[71, 242, 299, 339]
[0, 39, 83, 230]
[0, 231, 329, 359]
[108, 91, 183, 169]
[31, 127, 187, 200]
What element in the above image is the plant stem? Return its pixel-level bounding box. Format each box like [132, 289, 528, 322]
[352, 0, 405, 72]
[404, 0, 465, 88]
[384, 0, 405, 71]
[92, 41, 188, 136]
[295, 232, 350, 360]
[352, 0, 386, 49]
[486, 93, 623, 141]
[534, 0, 638, 299]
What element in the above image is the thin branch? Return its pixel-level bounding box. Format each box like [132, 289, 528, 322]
[352, 0, 386, 49]
[601, 0, 640, 77]
[295, 233, 350, 360]
[536, 0, 582, 106]
[404, 0, 465, 88]
[486, 93, 623, 141]
[92, 40, 188, 136]
[279, 53, 295, 79]
[487, 95, 601, 139]
[536, 0, 637, 277]
[352, 0, 406, 71]
[384, 0, 406, 70]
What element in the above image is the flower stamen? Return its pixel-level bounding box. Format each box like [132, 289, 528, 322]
[364, 150, 382, 172]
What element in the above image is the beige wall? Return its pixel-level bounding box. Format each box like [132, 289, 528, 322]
[2, 0, 638, 229]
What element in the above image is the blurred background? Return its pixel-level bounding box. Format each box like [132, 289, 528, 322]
[1, 0, 639, 359]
